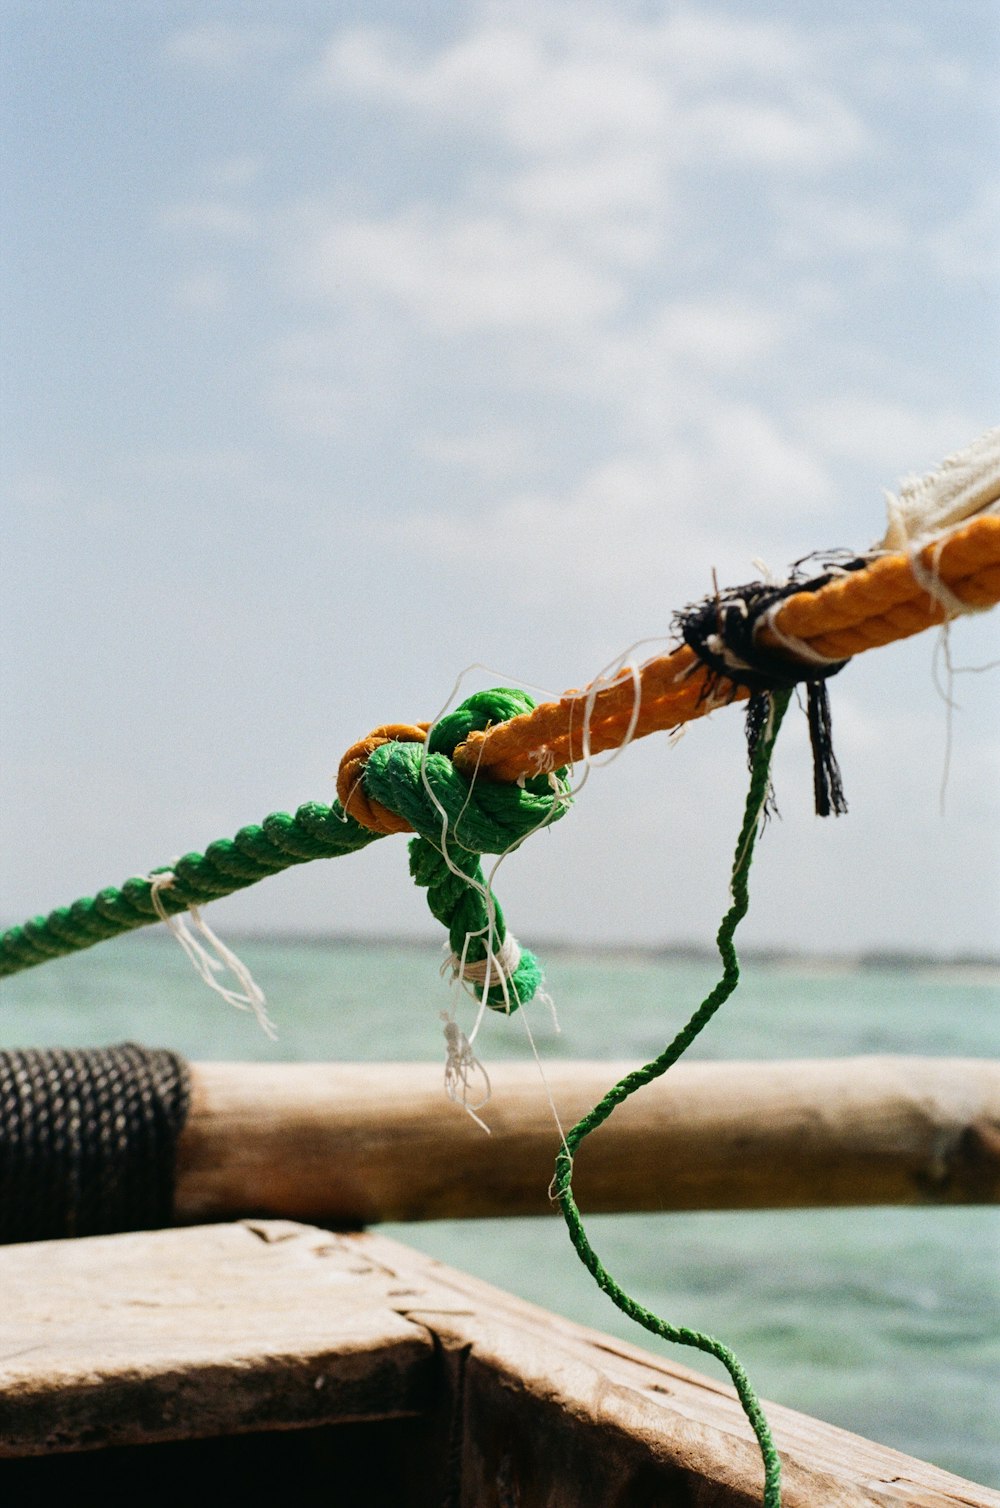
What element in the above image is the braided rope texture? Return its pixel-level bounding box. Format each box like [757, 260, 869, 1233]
[0, 690, 571, 1002]
[553, 687, 792, 1508]
[350, 689, 571, 1008]
[0, 802, 382, 978]
[0, 1043, 190, 1243]
[2, 515, 995, 979]
[452, 512, 1000, 781]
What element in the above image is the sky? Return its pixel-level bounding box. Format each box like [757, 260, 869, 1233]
[1, 1, 998, 960]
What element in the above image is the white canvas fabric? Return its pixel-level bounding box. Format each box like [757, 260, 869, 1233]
[879, 425, 1000, 551]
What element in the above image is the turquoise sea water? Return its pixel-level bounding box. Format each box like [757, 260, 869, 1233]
[2, 934, 998, 1486]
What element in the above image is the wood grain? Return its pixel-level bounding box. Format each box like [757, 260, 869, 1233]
[0, 1221, 995, 1506]
[174, 1057, 1000, 1225]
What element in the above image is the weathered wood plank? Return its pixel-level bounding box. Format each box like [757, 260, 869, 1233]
[0, 1221, 436, 1454]
[174, 1057, 1000, 1224]
[0, 1221, 996, 1507]
[382, 1231, 999, 1508]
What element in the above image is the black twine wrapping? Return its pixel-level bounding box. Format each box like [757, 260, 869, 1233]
[0, 1043, 190, 1244]
[678, 562, 860, 817]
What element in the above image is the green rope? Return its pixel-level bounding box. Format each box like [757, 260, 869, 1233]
[0, 689, 570, 1003]
[360, 692, 570, 1008]
[7, 674, 793, 1496]
[0, 803, 382, 977]
[552, 687, 792, 1508]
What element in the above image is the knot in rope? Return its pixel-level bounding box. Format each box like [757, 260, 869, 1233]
[678, 564, 854, 692]
[337, 689, 572, 1012]
[679, 563, 856, 817]
[336, 722, 429, 834]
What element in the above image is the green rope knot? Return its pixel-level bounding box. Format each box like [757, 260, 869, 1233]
[361, 688, 571, 1010]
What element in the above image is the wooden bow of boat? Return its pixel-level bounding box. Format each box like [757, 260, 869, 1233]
[1, 1219, 996, 1508]
[0, 1054, 998, 1501]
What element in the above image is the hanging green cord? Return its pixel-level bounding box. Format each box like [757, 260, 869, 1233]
[553, 687, 791, 1508]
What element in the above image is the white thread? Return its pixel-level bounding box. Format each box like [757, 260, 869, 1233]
[148, 872, 276, 1039]
[514, 987, 569, 1171]
[754, 603, 845, 668]
[751, 556, 780, 585]
[575, 637, 671, 773]
[448, 931, 522, 987]
[931, 623, 1000, 815]
[908, 535, 982, 620]
[704, 632, 755, 675]
[672, 655, 701, 684]
[441, 1011, 492, 1133]
[528, 746, 558, 774]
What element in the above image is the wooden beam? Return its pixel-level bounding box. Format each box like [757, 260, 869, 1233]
[174, 1056, 1000, 1225]
[1, 1221, 996, 1506]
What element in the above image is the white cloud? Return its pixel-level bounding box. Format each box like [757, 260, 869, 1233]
[204, 156, 266, 189]
[633, 298, 790, 373]
[799, 400, 986, 484]
[386, 399, 836, 615]
[267, 374, 355, 439]
[292, 209, 623, 332]
[319, 10, 866, 173]
[502, 149, 667, 262]
[114, 448, 256, 484]
[262, 325, 407, 438]
[272, 3, 972, 575]
[8, 470, 73, 513]
[386, 456, 672, 599]
[283, 3, 877, 395]
[682, 90, 866, 169]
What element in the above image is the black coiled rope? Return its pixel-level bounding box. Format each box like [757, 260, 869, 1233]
[0, 1043, 190, 1243]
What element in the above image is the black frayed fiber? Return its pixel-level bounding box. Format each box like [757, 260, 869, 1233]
[677, 559, 860, 817]
[806, 681, 848, 818]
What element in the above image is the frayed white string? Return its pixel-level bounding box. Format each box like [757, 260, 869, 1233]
[419, 645, 675, 1149]
[418, 664, 577, 1130]
[447, 930, 522, 988]
[931, 621, 1000, 816]
[441, 1010, 492, 1133]
[147, 871, 276, 1039]
[566, 636, 672, 787]
[908, 535, 985, 620]
[754, 603, 844, 668]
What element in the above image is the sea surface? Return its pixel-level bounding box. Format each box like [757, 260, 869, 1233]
[2, 934, 998, 1487]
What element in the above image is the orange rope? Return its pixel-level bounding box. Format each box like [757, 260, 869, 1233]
[452, 513, 1000, 784]
[336, 722, 428, 833]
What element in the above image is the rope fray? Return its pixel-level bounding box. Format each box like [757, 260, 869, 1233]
[880, 424, 1000, 555]
[441, 1010, 492, 1133]
[147, 871, 275, 1039]
[447, 929, 522, 989]
[877, 427, 1000, 622]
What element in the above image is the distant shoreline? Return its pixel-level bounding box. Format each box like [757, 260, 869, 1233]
[113, 928, 1000, 975]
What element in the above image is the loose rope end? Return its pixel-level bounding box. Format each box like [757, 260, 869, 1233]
[148, 873, 276, 1040]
